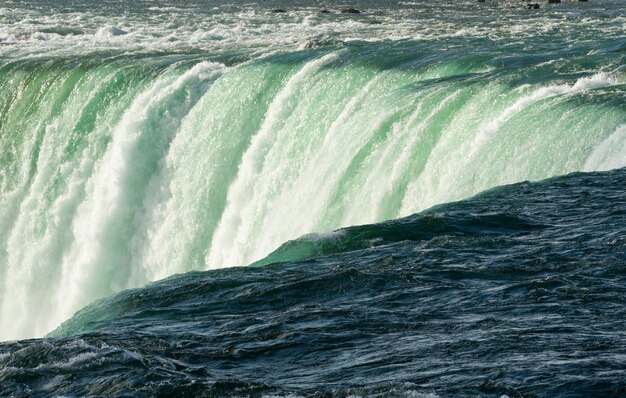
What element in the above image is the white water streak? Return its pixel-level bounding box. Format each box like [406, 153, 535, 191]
[584, 124, 626, 171]
[58, 62, 223, 324]
[0, 62, 224, 340]
[205, 51, 344, 268]
[0, 69, 123, 341]
[401, 72, 620, 214]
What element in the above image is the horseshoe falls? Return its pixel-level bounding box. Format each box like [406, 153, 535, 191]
[1, 0, 626, 396]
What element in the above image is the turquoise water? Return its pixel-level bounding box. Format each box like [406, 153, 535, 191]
[0, 0, 624, 347]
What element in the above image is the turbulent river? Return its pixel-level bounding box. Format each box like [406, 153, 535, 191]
[0, 0, 625, 396]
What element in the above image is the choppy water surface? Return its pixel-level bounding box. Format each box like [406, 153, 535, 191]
[1, 0, 625, 60]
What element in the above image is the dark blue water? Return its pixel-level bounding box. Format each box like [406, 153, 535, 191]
[2, 168, 625, 397]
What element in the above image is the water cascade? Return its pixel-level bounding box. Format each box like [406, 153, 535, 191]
[0, 47, 624, 340]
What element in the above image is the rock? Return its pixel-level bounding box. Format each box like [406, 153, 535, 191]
[477, 0, 486, 2]
[320, 9, 331, 13]
[272, 9, 287, 13]
[341, 8, 361, 14]
[548, 0, 561, 3]
[527, 3, 540, 9]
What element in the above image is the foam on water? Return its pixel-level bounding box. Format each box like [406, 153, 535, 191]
[1, 0, 625, 59]
[93, 26, 128, 40]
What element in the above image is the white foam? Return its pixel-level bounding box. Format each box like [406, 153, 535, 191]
[35, 352, 99, 371]
[1, 1, 622, 60]
[94, 25, 127, 40]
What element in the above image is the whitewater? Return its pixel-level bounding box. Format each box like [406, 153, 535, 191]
[0, 0, 625, 345]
